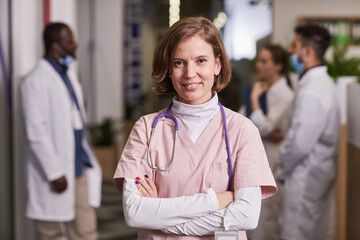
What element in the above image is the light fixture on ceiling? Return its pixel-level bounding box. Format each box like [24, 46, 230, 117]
[213, 12, 228, 30]
[169, 0, 180, 27]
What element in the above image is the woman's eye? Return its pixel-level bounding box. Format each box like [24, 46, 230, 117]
[174, 61, 184, 66]
[197, 58, 207, 64]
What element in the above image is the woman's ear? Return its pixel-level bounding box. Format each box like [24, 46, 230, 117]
[214, 56, 222, 76]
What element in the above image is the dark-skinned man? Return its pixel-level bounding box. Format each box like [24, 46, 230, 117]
[21, 22, 101, 240]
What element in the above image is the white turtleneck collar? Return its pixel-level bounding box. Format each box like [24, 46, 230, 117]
[172, 93, 220, 143]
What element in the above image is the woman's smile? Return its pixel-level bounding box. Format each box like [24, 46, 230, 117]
[170, 35, 221, 105]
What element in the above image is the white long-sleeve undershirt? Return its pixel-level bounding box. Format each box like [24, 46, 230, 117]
[122, 177, 219, 229]
[162, 186, 261, 235]
[123, 177, 261, 235]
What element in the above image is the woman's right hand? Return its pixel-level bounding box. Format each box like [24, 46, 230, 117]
[251, 82, 269, 112]
[216, 191, 234, 210]
[251, 82, 268, 101]
[135, 175, 158, 198]
[135, 176, 234, 209]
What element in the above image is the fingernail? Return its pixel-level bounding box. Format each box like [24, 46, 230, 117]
[144, 175, 149, 178]
[135, 181, 139, 184]
[136, 177, 140, 180]
[138, 188, 142, 192]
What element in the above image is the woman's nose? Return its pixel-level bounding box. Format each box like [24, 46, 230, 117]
[184, 63, 196, 79]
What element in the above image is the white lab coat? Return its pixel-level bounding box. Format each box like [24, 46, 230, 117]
[241, 77, 294, 240]
[278, 66, 340, 240]
[21, 59, 102, 221]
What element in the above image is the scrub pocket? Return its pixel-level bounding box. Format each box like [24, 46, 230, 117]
[211, 161, 230, 192]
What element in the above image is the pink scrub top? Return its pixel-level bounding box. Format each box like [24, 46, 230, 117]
[114, 106, 277, 239]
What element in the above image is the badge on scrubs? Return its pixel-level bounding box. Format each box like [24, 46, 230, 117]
[214, 229, 238, 240]
[215, 217, 238, 240]
[72, 105, 83, 130]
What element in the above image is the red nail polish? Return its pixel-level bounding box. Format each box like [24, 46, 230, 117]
[136, 177, 140, 180]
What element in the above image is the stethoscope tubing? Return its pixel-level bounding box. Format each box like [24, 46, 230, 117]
[146, 101, 232, 191]
[146, 127, 178, 172]
[218, 102, 233, 191]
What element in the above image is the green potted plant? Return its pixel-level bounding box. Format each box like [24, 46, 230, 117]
[89, 117, 119, 146]
[325, 45, 360, 125]
[325, 45, 360, 82]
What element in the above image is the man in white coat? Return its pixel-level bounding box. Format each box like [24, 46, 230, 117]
[21, 22, 102, 240]
[278, 25, 340, 240]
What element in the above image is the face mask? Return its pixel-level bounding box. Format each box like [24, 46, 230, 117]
[290, 51, 304, 73]
[58, 55, 74, 67]
[290, 54, 304, 73]
[55, 44, 74, 67]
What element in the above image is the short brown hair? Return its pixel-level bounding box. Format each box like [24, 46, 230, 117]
[152, 17, 231, 95]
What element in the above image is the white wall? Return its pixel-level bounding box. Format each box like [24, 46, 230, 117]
[51, 0, 78, 32]
[77, 0, 124, 125]
[94, 0, 124, 123]
[272, 0, 360, 58]
[77, 0, 94, 120]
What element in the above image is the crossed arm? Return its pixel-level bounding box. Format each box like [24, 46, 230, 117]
[122, 177, 261, 235]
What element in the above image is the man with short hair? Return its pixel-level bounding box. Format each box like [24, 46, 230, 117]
[21, 22, 101, 240]
[278, 24, 340, 240]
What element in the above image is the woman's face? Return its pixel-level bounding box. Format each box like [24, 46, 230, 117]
[170, 35, 221, 105]
[256, 49, 281, 81]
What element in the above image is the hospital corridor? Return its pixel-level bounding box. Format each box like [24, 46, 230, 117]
[1, 0, 360, 240]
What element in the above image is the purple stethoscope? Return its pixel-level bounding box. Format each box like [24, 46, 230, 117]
[146, 101, 233, 191]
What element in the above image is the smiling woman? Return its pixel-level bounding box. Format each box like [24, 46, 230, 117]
[113, 16, 277, 240]
[169, 36, 221, 105]
[151, 17, 231, 95]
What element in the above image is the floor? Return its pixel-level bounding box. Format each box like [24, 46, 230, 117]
[97, 180, 137, 240]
